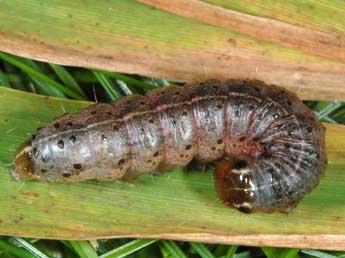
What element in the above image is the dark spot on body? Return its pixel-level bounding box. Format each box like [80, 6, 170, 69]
[70, 135, 76, 143]
[307, 127, 313, 133]
[67, 121, 73, 127]
[54, 122, 60, 128]
[41, 169, 47, 173]
[211, 146, 216, 151]
[217, 139, 223, 144]
[118, 159, 125, 165]
[154, 151, 159, 157]
[239, 136, 246, 142]
[185, 144, 192, 150]
[63, 173, 71, 177]
[107, 111, 112, 116]
[57, 140, 64, 149]
[73, 164, 82, 169]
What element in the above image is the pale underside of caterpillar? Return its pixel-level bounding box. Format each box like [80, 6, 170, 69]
[13, 79, 327, 213]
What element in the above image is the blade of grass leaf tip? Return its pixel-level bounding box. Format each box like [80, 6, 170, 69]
[8, 237, 50, 258]
[302, 249, 338, 258]
[0, 238, 36, 258]
[0, 52, 84, 99]
[225, 246, 238, 258]
[92, 70, 122, 101]
[49, 63, 86, 98]
[99, 239, 157, 258]
[67, 241, 98, 258]
[160, 240, 188, 258]
[190, 242, 216, 258]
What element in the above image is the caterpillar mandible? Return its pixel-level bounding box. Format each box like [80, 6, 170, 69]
[13, 79, 327, 213]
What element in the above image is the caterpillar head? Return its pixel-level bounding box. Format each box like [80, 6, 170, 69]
[12, 140, 36, 180]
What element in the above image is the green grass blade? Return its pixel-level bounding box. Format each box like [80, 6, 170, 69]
[115, 79, 133, 95]
[0, 69, 10, 87]
[233, 250, 251, 258]
[0, 52, 84, 99]
[190, 242, 216, 258]
[99, 70, 156, 91]
[92, 70, 122, 101]
[261, 247, 300, 258]
[49, 64, 86, 98]
[8, 237, 50, 258]
[66, 241, 98, 258]
[301, 249, 338, 258]
[316, 102, 342, 119]
[0, 238, 36, 258]
[225, 246, 238, 258]
[160, 240, 188, 258]
[323, 116, 338, 124]
[99, 239, 157, 258]
[18, 58, 66, 98]
[141, 77, 171, 87]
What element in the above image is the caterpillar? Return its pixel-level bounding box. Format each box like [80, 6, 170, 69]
[13, 79, 327, 213]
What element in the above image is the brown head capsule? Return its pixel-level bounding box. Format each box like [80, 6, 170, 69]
[13, 79, 327, 213]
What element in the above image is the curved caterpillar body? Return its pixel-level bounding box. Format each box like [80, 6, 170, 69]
[13, 80, 326, 213]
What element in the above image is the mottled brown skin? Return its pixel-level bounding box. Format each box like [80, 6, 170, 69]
[13, 79, 327, 213]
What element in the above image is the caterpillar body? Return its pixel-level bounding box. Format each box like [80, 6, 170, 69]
[13, 80, 326, 213]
